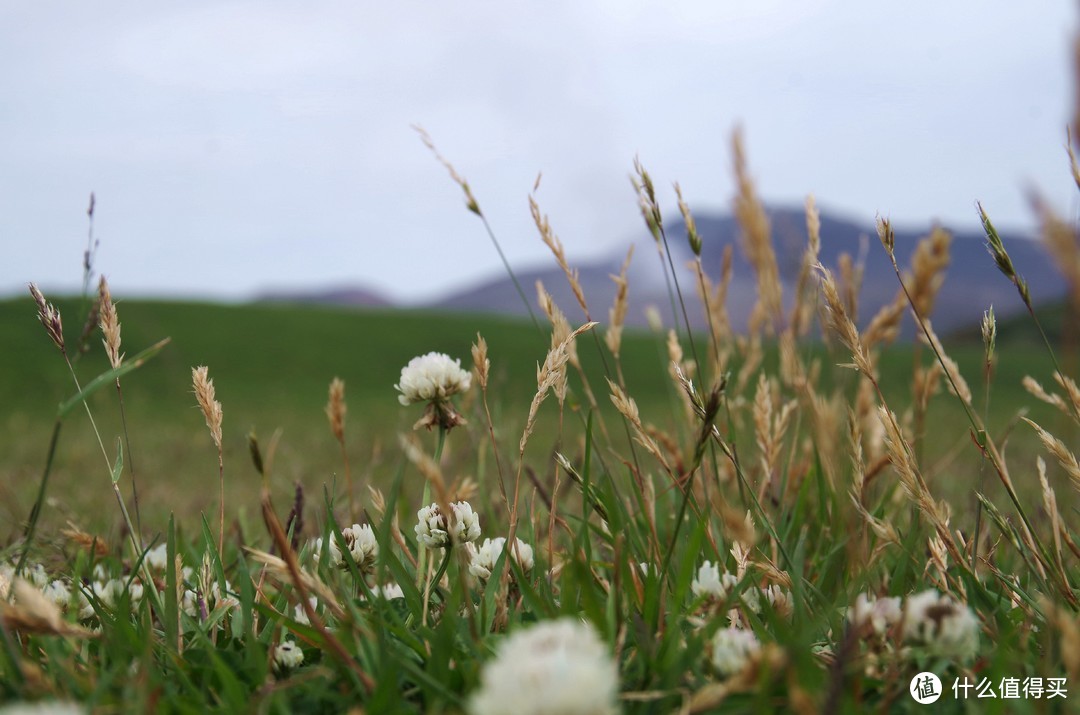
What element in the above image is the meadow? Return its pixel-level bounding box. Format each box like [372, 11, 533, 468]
[2, 134, 1080, 715]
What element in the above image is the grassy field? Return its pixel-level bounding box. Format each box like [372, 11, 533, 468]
[1, 294, 1063, 540]
[3, 160, 1080, 712]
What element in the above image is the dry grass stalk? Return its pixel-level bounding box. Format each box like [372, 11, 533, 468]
[778, 331, 806, 390]
[607, 379, 671, 474]
[1024, 418, 1080, 492]
[675, 183, 702, 256]
[520, 322, 596, 455]
[815, 264, 873, 377]
[413, 125, 480, 215]
[753, 375, 796, 499]
[849, 491, 900, 548]
[694, 246, 735, 372]
[1069, 127, 1080, 192]
[878, 407, 936, 521]
[2, 579, 94, 638]
[536, 281, 581, 371]
[854, 376, 884, 463]
[192, 365, 224, 552]
[734, 335, 764, 395]
[926, 536, 952, 593]
[400, 435, 450, 510]
[861, 295, 906, 351]
[906, 227, 952, 318]
[98, 277, 123, 368]
[631, 157, 663, 243]
[1056, 372, 1080, 422]
[837, 253, 862, 323]
[1032, 197, 1080, 306]
[918, 321, 971, 407]
[28, 283, 65, 354]
[325, 378, 353, 517]
[788, 195, 822, 337]
[913, 362, 944, 418]
[471, 333, 489, 390]
[1023, 376, 1069, 414]
[530, 197, 588, 316]
[60, 524, 109, 557]
[326, 378, 346, 444]
[1037, 457, 1068, 582]
[192, 367, 223, 450]
[667, 330, 696, 423]
[732, 129, 783, 333]
[605, 247, 634, 361]
[978, 202, 1032, 306]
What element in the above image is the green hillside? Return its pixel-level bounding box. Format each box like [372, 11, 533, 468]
[0, 294, 1064, 538]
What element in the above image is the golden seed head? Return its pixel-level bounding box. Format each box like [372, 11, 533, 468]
[471, 333, 490, 389]
[29, 282, 65, 353]
[875, 215, 895, 257]
[326, 377, 346, 443]
[192, 365, 223, 449]
[98, 276, 124, 369]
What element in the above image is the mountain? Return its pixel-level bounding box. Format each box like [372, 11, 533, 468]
[254, 284, 393, 308]
[424, 206, 1068, 335]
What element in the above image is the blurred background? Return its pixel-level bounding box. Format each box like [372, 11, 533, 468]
[2, 1, 1076, 308]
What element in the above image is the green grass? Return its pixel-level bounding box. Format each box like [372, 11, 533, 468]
[2, 289, 1077, 714]
[0, 295, 1064, 537]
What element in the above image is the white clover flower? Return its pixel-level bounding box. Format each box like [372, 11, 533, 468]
[362, 582, 405, 601]
[415, 501, 481, 549]
[468, 537, 535, 581]
[762, 584, 792, 617]
[395, 352, 472, 406]
[181, 589, 199, 618]
[691, 561, 727, 599]
[469, 618, 618, 715]
[342, 523, 379, 570]
[315, 524, 379, 571]
[25, 563, 49, 589]
[691, 561, 740, 601]
[375, 582, 404, 600]
[41, 580, 71, 609]
[0, 564, 12, 600]
[294, 596, 318, 626]
[313, 535, 343, 567]
[209, 580, 239, 615]
[93, 580, 123, 609]
[902, 589, 979, 661]
[145, 543, 169, 572]
[847, 593, 903, 637]
[710, 626, 761, 677]
[274, 640, 304, 671]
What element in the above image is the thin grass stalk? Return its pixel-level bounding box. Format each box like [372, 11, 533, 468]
[416, 425, 447, 597]
[415, 125, 541, 333]
[14, 421, 61, 577]
[979, 202, 1080, 424]
[879, 221, 1056, 587]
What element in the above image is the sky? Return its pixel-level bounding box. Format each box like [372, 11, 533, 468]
[2, 1, 1077, 304]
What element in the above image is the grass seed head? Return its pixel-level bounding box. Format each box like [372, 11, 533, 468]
[326, 377, 346, 443]
[29, 282, 65, 354]
[192, 366, 223, 449]
[98, 276, 123, 368]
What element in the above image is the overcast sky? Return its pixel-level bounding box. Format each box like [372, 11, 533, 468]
[2, 1, 1076, 304]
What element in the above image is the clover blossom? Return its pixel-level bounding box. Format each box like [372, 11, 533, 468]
[395, 352, 472, 430]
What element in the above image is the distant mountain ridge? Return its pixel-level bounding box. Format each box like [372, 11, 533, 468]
[257, 206, 1068, 335]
